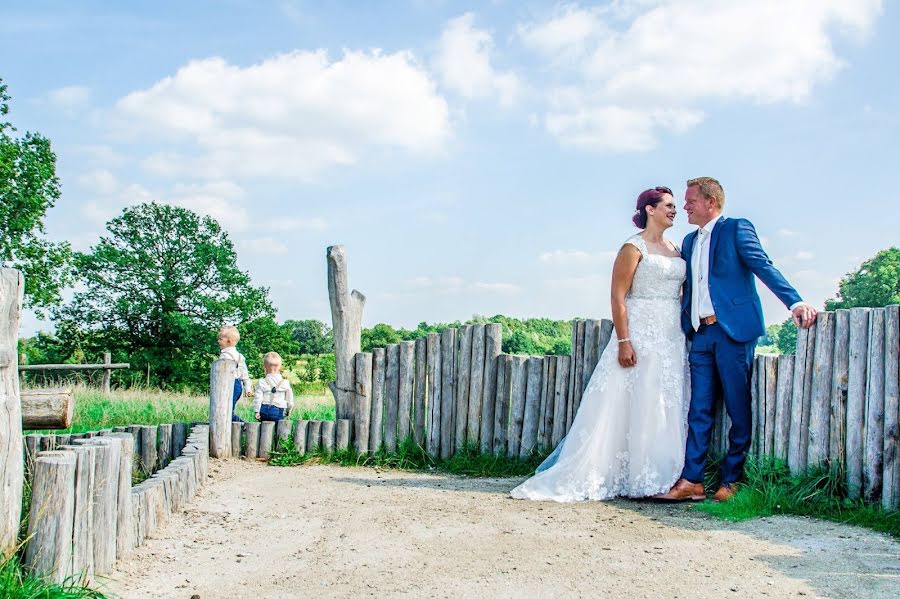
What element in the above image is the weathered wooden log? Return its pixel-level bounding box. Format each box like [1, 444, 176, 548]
[774, 355, 794, 461]
[764, 356, 778, 457]
[130, 490, 143, 549]
[454, 325, 473, 450]
[506, 356, 529, 457]
[326, 245, 366, 421]
[101, 352, 112, 393]
[157, 424, 172, 470]
[864, 308, 886, 502]
[830, 310, 850, 467]
[384, 344, 401, 452]
[808, 312, 835, 466]
[492, 355, 512, 456]
[520, 356, 544, 458]
[537, 358, 550, 449]
[258, 421, 275, 459]
[139, 425, 158, 475]
[231, 422, 243, 458]
[369, 348, 386, 453]
[466, 324, 486, 446]
[24, 434, 40, 482]
[572, 320, 586, 417]
[750, 355, 760, 456]
[276, 419, 293, 450]
[597, 319, 614, 360]
[293, 420, 308, 456]
[57, 444, 95, 584]
[398, 341, 415, 443]
[307, 421, 322, 453]
[24, 451, 76, 583]
[321, 420, 336, 453]
[76, 437, 120, 575]
[209, 358, 233, 458]
[788, 325, 810, 472]
[426, 333, 442, 459]
[0, 268, 25, 558]
[565, 323, 578, 432]
[244, 422, 260, 459]
[440, 328, 457, 459]
[552, 356, 571, 448]
[172, 422, 188, 457]
[479, 324, 502, 453]
[883, 305, 900, 509]
[413, 338, 427, 446]
[40, 435, 56, 452]
[108, 432, 134, 560]
[336, 419, 351, 451]
[846, 308, 870, 498]
[541, 356, 558, 450]
[20, 387, 75, 430]
[581, 320, 597, 393]
[353, 353, 372, 454]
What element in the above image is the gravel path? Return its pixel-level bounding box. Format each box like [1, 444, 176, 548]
[104, 460, 899, 598]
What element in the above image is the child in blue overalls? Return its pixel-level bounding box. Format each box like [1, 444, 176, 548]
[217, 326, 253, 422]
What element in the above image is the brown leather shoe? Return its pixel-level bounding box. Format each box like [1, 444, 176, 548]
[652, 478, 706, 502]
[713, 484, 737, 503]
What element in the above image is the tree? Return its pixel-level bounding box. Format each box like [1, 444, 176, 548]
[238, 316, 299, 378]
[284, 319, 333, 355]
[361, 323, 401, 352]
[826, 247, 900, 310]
[55, 202, 273, 389]
[776, 318, 798, 355]
[0, 79, 72, 313]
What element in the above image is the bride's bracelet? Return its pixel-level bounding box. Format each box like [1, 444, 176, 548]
[617, 338, 631, 344]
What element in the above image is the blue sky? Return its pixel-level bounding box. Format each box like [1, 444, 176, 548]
[2, 0, 897, 335]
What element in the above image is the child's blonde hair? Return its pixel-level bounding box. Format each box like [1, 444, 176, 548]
[263, 352, 282, 370]
[218, 325, 240, 343]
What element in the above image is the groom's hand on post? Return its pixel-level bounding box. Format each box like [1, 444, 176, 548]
[618, 341, 637, 368]
[792, 304, 818, 329]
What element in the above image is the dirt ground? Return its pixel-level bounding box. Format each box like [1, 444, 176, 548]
[104, 460, 899, 599]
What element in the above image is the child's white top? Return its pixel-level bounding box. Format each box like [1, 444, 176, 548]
[219, 346, 251, 387]
[253, 373, 294, 413]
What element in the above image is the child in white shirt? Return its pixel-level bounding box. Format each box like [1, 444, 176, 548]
[217, 325, 253, 422]
[254, 352, 294, 422]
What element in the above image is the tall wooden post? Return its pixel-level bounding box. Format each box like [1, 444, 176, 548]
[102, 352, 112, 393]
[209, 359, 233, 458]
[0, 269, 24, 558]
[326, 245, 366, 421]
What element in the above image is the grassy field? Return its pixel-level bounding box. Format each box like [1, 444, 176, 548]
[33, 385, 336, 434]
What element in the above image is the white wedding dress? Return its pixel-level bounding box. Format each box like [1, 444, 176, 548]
[511, 235, 689, 502]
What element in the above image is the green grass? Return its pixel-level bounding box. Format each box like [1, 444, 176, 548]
[696, 455, 900, 538]
[32, 385, 335, 433]
[269, 436, 548, 478]
[0, 554, 103, 599]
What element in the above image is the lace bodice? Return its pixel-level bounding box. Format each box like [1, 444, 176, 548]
[624, 235, 686, 300]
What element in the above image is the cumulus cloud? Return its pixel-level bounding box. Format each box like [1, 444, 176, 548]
[538, 248, 617, 265]
[237, 237, 290, 255]
[43, 85, 91, 111]
[519, 0, 883, 151]
[435, 13, 521, 106]
[113, 50, 451, 180]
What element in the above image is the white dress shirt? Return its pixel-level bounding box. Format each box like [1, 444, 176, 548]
[253, 373, 294, 413]
[219, 346, 251, 390]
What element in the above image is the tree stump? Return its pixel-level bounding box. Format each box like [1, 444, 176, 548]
[326, 245, 366, 421]
[258, 421, 275, 459]
[294, 420, 308, 455]
[244, 422, 260, 459]
[209, 359, 233, 458]
[0, 269, 23, 558]
[24, 451, 76, 583]
[336, 419, 351, 451]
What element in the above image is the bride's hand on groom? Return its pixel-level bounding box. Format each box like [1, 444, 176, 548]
[618, 342, 637, 368]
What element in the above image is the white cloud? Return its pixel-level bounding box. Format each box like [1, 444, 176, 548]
[796, 250, 815, 261]
[237, 237, 289, 255]
[777, 228, 799, 237]
[538, 248, 617, 265]
[519, 0, 883, 151]
[113, 50, 451, 180]
[435, 13, 521, 106]
[77, 169, 119, 195]
[44, 85, 91, 111]
[473, 282, 521, 294]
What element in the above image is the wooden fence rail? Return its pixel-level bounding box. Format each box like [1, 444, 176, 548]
[19, 352, 130, 393]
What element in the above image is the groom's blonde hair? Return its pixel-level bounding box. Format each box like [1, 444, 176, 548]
[687, 177, 725, 210]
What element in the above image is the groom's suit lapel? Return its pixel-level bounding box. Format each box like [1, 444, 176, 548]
[709, 215, 726, 265]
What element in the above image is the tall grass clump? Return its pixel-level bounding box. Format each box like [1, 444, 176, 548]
[697, 455, 900, 538]
[0, 554, 104, 598]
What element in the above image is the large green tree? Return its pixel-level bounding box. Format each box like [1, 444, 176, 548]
[826, 247, 900, 309]
[55, 202, 273, 389]
[0, 79, 72, 313]
[283, 319, 333, 355]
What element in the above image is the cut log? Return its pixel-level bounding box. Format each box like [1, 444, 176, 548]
[426, 333, 442, 459]
[455, 325, 473, 450]
[0, 269, 24, 559]
[24, 451, 76, 583]
[541, 356, 558, 450]
[537, 358, 550, 450]
[492, 355, 512, 456]
[107, 432, 135, 560]
[384, 344, 401, 452]
[479, 324, 502, 453]
[572, 320, 586, 417]
[369, 348, 386, 453]
[21, 388, 75, 430]
[831, 310, 850, 468]
[57, 444, 95, 584]
[172, 422, 188, 457]
[846, 308, 870, 498]
[209, 359, 233, 458]
[244, 422, 260, 460]
[552, 356, 571, 448]
[398, 341, 415, 444]
[466, 324, 486, 446]
[258, 421, 275, 459]
[507, 356, 529, 457]
[581, 320, 597, 393]
[231, 422, 242, 458]
[326, 245, 366, 421]
[353, 353, 372, 454]
[321, 420, 336, 453]
[520, 356, 544, 458]
[788, 326, 810, 473]
[307, 421, 322, 453]
[864, 308, 886, 502]
[440, 328, 457, 459]
[774, 355, 794, 461]
[808, 312, 835, 466]
[750, 355, 760, 456]
[75, 437, 121, 575]
[294, 420, 308, 456]
[276, 419, 293, 450]
[413, 338, 427, 446]
[336, 419, 351, 451]
[883, 305, 900, 509]
[24, 434, 40, 482]
[139, 425, 158, 475]
[764, 356, 778, 457]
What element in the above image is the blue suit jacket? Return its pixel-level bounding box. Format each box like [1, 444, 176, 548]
[681, 217, 802, 343]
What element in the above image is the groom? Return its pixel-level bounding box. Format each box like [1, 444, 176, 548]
[658, 177, 817, 502]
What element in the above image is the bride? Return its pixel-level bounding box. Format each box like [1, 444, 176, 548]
[511, 186, 689, 502]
